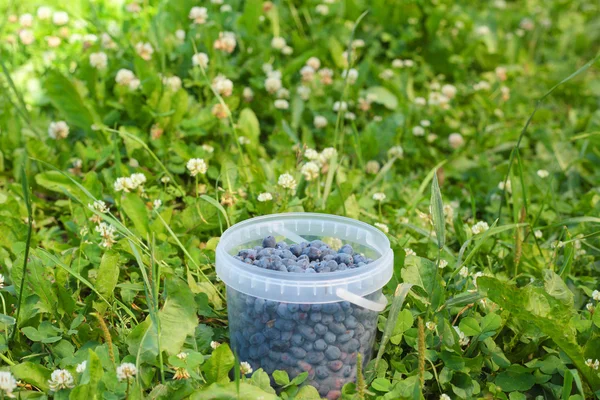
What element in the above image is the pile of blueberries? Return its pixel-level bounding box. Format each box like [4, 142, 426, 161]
[228, 236, 379, 400]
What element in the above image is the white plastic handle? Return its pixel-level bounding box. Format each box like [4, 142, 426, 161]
[335, 288, 388, 312]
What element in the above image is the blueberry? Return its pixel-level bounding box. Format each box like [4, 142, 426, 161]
[335, 253, 353, 265]
[318, 384, 330, 397]
[277, 303, 291, 319]
[281, 330, 293, 341]
[290, 244, 303, 257]
[339, 244, 353, 254]
[321, 314, 334, 325]
[291, 333, 304, 346]
[266, 300, 279, 312]
[270, 340, 290, 351]
[334, 312, 346, 322]
[276, 241, 289, 249]
[327, 390, 342, 400]
[254, 298, 266, 314]
[322, 303, 341, 315]
[329, 322, 347, 335]
[341, 365, 353, 377]
[302, 341, 314, 352]
[337, 332, 353, 343]
[298, 325, 317, 341]
[269, 350, 282, 361]
[281, 353, 297, 366]
[328, 360, 344, 371]
[306, 351, 325, 364]
[314, 339, 328, 351]
[274, 319, 295, 331]
[291, 347, 307, 359]
[257, 343, 269, 357]
[262, 236, 277, 248]
[307, 247, 322, 261]
[310, 312, 322, 323]
[305, 267, 316, 273]
[324, 331, 336, 344]
[311, 304, 323, 312]
[300, 304, 311, 312]
[314, 323, 327, 335]
[315, 366, 329, 379]
[310, 240, 326, 248]
[325, 346, 341, 360]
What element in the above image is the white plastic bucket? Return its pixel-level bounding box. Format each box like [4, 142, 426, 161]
[216, 213, 394, 399]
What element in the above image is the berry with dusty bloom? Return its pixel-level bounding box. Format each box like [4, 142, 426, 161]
[274, 99, 289, 110]
[189, 7, 208, 24]
[187, 158, 208, 176]
[257, 193, 273, 202]
[471, 221, 489, 235]
[212, 75, 234, 97]
[301, 162, 320, 181]
[135, 42, 154, 61]
[213, 31, 236, 53]
[76, 361, 87, 373]
[374, 222, 389, 233]
[0, 371, 17, 397]
[372, 192, 386, 202]
[48, 369, 74, 391]
[192, 53, 209, 68]
[365, 160, 380, 174]
[278, 173, 297, 190]
[240, 361, 253, 375]
[314, 116, 327, 129]
[48, 121, 70, 140]
[449, 133, 465, 149]
[53, 11, 69, 26]
[90, 52, 108, 70]
[116, 363, 137, 381]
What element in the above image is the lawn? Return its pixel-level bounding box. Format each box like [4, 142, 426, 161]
[0, 0, 599, 399]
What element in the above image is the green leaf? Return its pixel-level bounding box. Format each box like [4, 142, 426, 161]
[495, 366, 536, 392]
[203, 343, 235, 384]
[239, 0, 262, 35]
[70, 349, 103, 399]
[45, 70, 94, 131]
[250, 369, 276, 394]
[480, 313, 502, 333]
[328, 37, 346, 69]
[200, 195, 230, 228]
[402, 256, 437, 294]
[459, 317, 481, 336]
[159, 278, 198, 355]
[238, 108, 260, 142]
[273, 370, 290, 386]
[121, 192, 150, 237]
[295, 385, 321, 399]
[391, 309, 414, 345]
[93, 251, 121, 313]
[365, 86, 399, 110]
[289, 371, 308, 386]
[11, 362, 52, 392]
[372, 377, 393, 391]
[35, 171, 85, 199]
[430, 171, 445, 249]
[190, 382, 279, 400]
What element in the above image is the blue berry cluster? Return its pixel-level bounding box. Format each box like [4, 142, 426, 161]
[228, 237, 379, 400]
[233, 236, 374, 273]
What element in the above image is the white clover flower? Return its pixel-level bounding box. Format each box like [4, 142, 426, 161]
[240, 361, 253, 375]
[53, 11, 69, 26]
[135, 42, 154, 61]
[243, 87, 254, 102]
[403, 59, 414, 67]
[333, 101, 347, 112]
[471, 221, 489, 235]
[414, 97, 426, 106]
[153, 199, 162, 210]
[593, 290, 600, 301]
[128, 78, 141, 91]
[115, 69, 136, 86]
[76, 361, 87, 373]
[537, 169, 549, 178]
[116, 363, 137, 381]
[163, 75, 182, 92]
[392, 59, 404, 68]
[449, 133, 465, 149]
[342, 68, 358, 84]
[0, 371, 17, 397]
[95, 222, 118, 248]
[37, 7, 53, 20]
[90, 52, 108, 70]
[316, 4, 329, 15]
[388, 145, 404, 159]
[126, 1, 142, 13]
[210, 341, 221, 350]
[189, 7, 208, 24]
[300, 65, 315, 82]
[176, 352, 188, 360]
[282, 46, 293, 55]
[46, 36, 61, 48]
[319, 68, 334, 85]
[187, 158, 208, 176]
[534, 230, 543, 239]
[274, 99, 289, 110]
[48, 369, 74, 391]
[428, 92, 450, 107]
[313, 116, 327, 129]
[257, 193, 273, 202]
[202, 144, 215, 153]
[498, 179, 512, 193]
[297, 85, 311, 101]
[459, 266, 469, 278]
[221, 4, 233, 12]
[19, 30, 35, 45]
[372, 192, 386, 202]
[404, 248, 416, 256]
[211, 75, 234, 97]
[320, 148, 337, 163]
[585, 359, 599, 370]
[475, 25, 490, 36]
[345, 112, 356, 120]
[130, 173, 146, 187]
[304, 149, 319, 161]
[238, 136, 251, 145]
[19, 13, 34, 28]
[213, 31, 236, 53]
[472, 271, 484, 287]
[420, 120, 431, 127]
[426, 321, 436, 331]
[301, 162, 320, 181]
[473, 81, 491, 91]
[365, 160, 380, 175]
[453, 326, 470, 347]
[89, 200, 109, 213]
[192, 52, 209, 68]
[175, 29, 186, 41]
[276, 88, 290, 99]
[440, 394, 451, 400]
[278, 173, 297, 190]
[412, 126, 425, 136]
[0, 274, 4, 289]
[441, 84, 457, 99]
[271, 36, 287, 50]
[586, 303, 594, 312]
[212, 103, 229, 119]
[48, 121, 70, 140]
[306, 57, 321, 70]
[265, 76, 282, 94]
[374, 222, 389, 233]
[379, 69, 394, 80]
[438, 259, 448, 269]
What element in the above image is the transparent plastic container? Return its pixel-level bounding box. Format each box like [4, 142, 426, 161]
[216, 213, 394, 399]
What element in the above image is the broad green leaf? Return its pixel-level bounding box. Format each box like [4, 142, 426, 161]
[238, 108, 260, 142]
[459, 317, 481, 336]
[402, 256, 437, 294]
[328, 37, 346, 68]
[273, 370, 290, 386]
[203, 343, 235, 384]
[495, 366, 535, 392]
[480, 313, 502, 333]
[45, 70, 94, 131]
[190, 382, 278, 400]
[365, 87, 399, 110]
[121, 192, 150, 237]
[159, 278, 198, 355]
[430, 171, 445, 249]
[11, 362, 52, 392]
[391, 309, 414, 344]
[372, 378, 393, 391]
[239, 0, 262, 35]
[70, 349, 103, 399]
[250, 369, 276, 394]
[93, 251, 121, 313]
[35, 171, 85, 199]
[295, 385, 321, 399]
